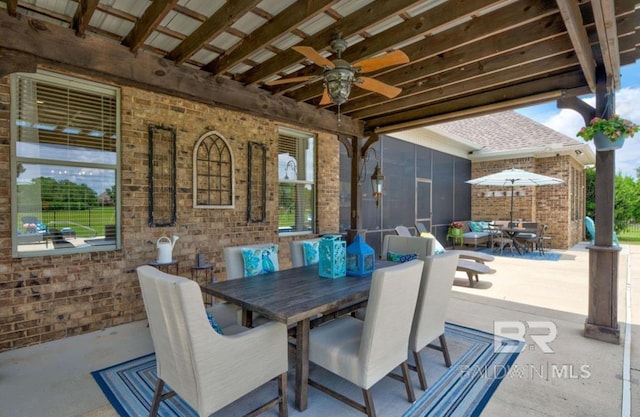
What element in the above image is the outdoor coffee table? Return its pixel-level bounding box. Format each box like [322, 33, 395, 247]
[201, 262, 393, 412]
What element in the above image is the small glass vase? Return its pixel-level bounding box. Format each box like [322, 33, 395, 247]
[593, 131, 625, 151]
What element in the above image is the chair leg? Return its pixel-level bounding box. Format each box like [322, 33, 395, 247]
[149, 378, 164, 417]
[278, 372, 288, 417]
[413, 350, 428, 391]
[362, 389, 377, 417]
[439, 334, 452, 367]
[400, 361, 416, 403]
[466, 271, 475, 287]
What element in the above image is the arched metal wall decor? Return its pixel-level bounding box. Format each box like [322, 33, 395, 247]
[193, 131, 235, 209]
[149, 124, 177, 227]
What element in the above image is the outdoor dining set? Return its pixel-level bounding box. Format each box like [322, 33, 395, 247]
[136, 234, 460, 417]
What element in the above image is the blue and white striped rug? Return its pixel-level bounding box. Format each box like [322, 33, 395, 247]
[92, 323, 523, 417]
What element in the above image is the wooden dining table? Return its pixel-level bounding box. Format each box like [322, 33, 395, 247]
[201, 261, 394, 411]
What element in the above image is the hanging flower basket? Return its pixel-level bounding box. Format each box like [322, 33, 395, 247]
[592, 131, 625, 150]
[576, 115, 639, 151]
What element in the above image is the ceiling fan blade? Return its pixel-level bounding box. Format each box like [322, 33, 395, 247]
[319, 88, 332, 106]
[264, 75, 317, 86]
[292, 46, 335, 69]
[358, 77, 402, 98]
[354, 50, 410, 73]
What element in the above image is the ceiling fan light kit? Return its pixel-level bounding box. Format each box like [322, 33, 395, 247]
[324, 66, 354, 106]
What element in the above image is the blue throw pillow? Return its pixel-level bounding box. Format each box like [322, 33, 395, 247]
[206, 311, 224, 335]
[241, 245, 279, 277]
[302, 241, 319, 266]
[387, 251, 418, 263]
[469, 221, 483, 232]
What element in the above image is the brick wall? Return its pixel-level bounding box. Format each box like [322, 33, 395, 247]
[470, 155, 585, 249]
[0, 74, 340, 352]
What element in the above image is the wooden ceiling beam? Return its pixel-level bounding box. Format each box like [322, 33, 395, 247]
[591, 0, 621, 89]
[167, 0, 260, 65]
[339, 14, 569, 112]
[556, 0, 596, 92]
[365, 72, 591, 132]
[237, 0, 424, 85]
[122, 0, 179, 53]
[6, 0, 17, 17]
[202, 0, 338, 74]
[268, 0, 503, 95]
[73, 0, 99, 37]
[288, 0, 561, 102]
[0, 12, 362, 137]
[351, 53, 581, 120]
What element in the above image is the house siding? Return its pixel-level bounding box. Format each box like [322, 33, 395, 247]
[0, 73, 340, 352]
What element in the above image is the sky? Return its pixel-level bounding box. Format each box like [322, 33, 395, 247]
[516, 62, 640, 178]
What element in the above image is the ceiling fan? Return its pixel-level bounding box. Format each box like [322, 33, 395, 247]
[265, 34, 409, 107]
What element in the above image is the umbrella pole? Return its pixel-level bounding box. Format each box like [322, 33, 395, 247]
[510, 190, 514, 225]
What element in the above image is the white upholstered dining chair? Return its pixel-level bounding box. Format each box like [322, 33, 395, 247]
[307, 260, 424, 417]
[408, 251, 459, 390]
[136, 265, 289, 417]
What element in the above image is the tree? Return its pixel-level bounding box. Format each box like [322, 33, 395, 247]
[613, 175, 639, 231]
[585, 168, 595, 219]
[585, 169, 640, 232]
[586, 169, 640, 233]
[17, 177, 99, 211]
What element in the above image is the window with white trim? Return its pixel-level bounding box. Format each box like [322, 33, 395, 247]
[11, 72, 120, 257]
[278, 127, 315, 235]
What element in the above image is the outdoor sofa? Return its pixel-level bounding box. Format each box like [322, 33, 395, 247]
[458, 220, 494, 247]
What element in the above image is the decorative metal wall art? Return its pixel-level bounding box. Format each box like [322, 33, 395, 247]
[247, 141, 266, 222]
[148, 124, 177, 227]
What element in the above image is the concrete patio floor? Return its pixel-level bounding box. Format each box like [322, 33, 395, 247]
[0, 242, 638, 417]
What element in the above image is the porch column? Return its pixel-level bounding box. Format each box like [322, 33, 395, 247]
[559, 68, 620, 344]
[344, 134, 378, 244]
[585, 69, 620, 344]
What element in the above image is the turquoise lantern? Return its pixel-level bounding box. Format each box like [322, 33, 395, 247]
[346, 234, 375, 276]
[318, 235, 346, 278]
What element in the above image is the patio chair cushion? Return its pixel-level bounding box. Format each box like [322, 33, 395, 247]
[302, 240, 320, 265]
[386, 251, 418, 263]
[419, 232, 446, 254]
[241, 245, 279, 276]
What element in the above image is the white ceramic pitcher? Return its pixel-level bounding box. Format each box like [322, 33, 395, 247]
[156, 235, 178, 263]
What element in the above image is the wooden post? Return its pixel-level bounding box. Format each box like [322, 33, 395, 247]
[584, 67, 620, 344]
[344, 136, 363, 244]
[345, 134, 380, 244]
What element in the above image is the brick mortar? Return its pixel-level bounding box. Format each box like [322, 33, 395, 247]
[0, 74, 339, 352]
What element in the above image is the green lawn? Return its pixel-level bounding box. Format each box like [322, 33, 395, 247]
[619, 223, 640, 244]
[21, 207, 116, 237]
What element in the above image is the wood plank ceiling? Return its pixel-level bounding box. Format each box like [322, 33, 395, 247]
[0, 0, 639, 138]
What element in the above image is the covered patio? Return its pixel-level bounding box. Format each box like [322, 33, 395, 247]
[1, 243, 637, 416]
[1, 1, 639, 415]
